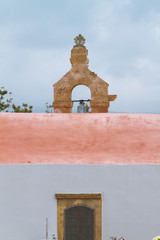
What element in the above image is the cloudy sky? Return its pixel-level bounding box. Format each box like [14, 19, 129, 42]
[0, 0, 160, 113]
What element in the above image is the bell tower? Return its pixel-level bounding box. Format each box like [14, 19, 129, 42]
[53, 34, 117, 113]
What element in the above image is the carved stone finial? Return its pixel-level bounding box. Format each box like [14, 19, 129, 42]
[74, 34, 86, 47]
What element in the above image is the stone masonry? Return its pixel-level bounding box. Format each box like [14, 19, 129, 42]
[53, 34, 117, 113]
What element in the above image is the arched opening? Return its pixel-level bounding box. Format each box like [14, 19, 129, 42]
[64, 205, 95, 240]
[71, 85, 91, 113]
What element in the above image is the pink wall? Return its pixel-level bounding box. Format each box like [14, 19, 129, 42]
[0, 113, 160, 164]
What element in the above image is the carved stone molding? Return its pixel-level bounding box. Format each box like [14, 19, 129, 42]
[53, 35, 117, 113]
[55, 193, 101, 199]
[55, 193, 102, 240]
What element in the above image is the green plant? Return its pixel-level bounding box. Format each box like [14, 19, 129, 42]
[84, 102, 90, 112]
[45, 102, 53, 113]
[153, 237, 160, 240]
[12, 103, 33, 113]
[0, 86, 33, 113]
[51, 234, 57, 240]
[0, 87, 12, 112]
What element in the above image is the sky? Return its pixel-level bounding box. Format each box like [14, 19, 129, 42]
[0, 0, 160, 113]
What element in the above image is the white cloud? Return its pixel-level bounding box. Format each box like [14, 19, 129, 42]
[134, 58, 153, 70]
[153, 26, 160, 38]
[0, 43, 70, 112]
[0, 0, 160, 113]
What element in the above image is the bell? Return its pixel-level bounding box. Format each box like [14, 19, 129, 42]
[77, 100, 87, 113]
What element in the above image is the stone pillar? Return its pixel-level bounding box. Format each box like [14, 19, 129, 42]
[53, 101, 73, 113]
[90, 100, 109, 113]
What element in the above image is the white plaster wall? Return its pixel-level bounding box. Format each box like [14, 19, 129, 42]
[0, 165, 160, 240]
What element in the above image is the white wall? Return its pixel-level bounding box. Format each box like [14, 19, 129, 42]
[0, 165, 160, 240]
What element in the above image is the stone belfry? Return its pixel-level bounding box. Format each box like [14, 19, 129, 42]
[53, 34, 117, 113]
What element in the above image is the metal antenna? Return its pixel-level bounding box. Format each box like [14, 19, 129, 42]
[46, 218, 48, 240]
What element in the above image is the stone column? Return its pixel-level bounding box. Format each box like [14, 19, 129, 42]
[90, 100, 109, 113]
[53, 101, 73, 113]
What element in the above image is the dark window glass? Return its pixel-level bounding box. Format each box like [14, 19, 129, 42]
[65, 206, 94, 240]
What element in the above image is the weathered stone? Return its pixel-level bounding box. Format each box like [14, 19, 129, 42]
[53, 34, 117, 113]
[55, 194, 102, 240]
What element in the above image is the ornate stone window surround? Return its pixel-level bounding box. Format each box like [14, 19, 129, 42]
[55, 193, 102, 240]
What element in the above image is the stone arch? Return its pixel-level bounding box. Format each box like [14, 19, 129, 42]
[64, 204, 94, 211]
[71, 84, 91, 112]
[53, 77, 109, 113]
[53, 34, 117, 113]
[71, 82, 92, 100]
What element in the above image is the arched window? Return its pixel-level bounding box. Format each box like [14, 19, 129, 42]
[64, 205, 95, 240]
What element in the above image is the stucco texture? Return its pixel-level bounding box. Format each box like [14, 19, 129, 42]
[0, 164, 160, 240]
[0, 113, 160, 164]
